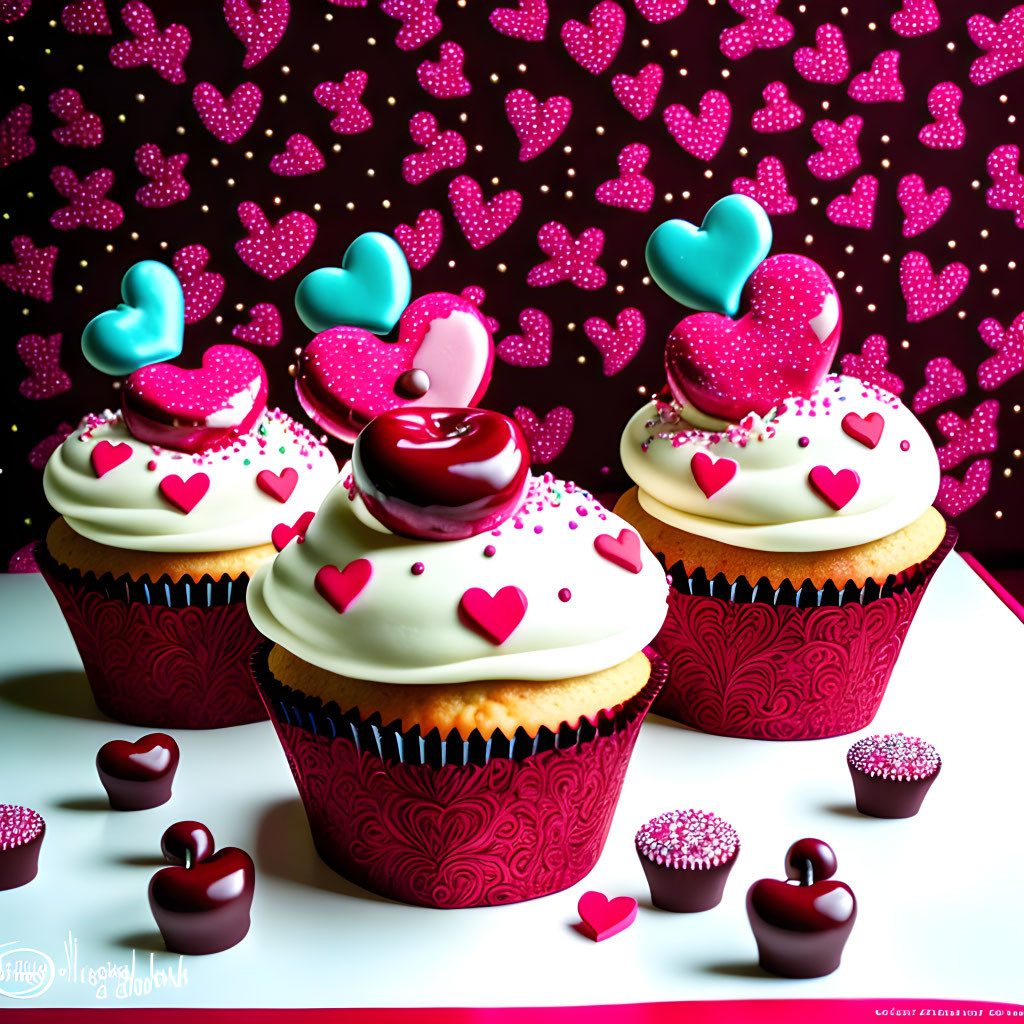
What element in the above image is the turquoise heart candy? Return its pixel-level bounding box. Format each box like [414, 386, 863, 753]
[645, 195, 772, 317]
[295, 232, 412, 335]
[81, 261, 185, 376]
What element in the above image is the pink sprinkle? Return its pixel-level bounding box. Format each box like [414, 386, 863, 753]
[900, 440, 910, 451]
[491, 530, 501, 537]
[484, 544, 496, 557]
[514, 520, 524, 529]
[576, 506, 588, 516]
[798, 437, 810, 447]
[146, 460, 157, 470]
[558, 588, 571, 602]
[534, 525, 543, 534]
[569, 521, 578, 530]
[411, 562, 425, 576]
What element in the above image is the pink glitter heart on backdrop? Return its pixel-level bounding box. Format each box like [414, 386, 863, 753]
[134, 144, 190, 208]
[513, 405, 573, 464]
[496, 308, 553, 368]
[233, 302, 282, 347]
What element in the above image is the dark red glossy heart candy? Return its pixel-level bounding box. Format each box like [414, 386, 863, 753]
[96, 732, 180, 811]
[352, 407, 530, 540]
[746, 838, 857, 979]
[149, 846, 255, 955]
[122, 344, 268, 453]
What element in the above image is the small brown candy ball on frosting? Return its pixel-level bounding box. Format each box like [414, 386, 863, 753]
[635, 809, 739, 912]
[847, 732, 941, 818]
[0, 805, 45, 890]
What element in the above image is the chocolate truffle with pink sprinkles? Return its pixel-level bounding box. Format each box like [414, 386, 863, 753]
[0, 805, 45, 890]
[847, 732, 941, 818]
[635, 809, 740, 912]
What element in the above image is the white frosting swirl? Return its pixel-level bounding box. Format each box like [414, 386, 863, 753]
[246, 469, 669, 684]
[620, 375, 940, 552]
[43, 408, 339, 552]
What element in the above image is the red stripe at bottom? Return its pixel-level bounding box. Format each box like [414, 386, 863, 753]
[6, 1000, 1023, 1022]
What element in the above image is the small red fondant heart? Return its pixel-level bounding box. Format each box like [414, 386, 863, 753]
[808, 465, 860, 510]
[667, 254, 841, 422]
[593, 529, 644, 574]
[271, 510, 315, 552]
[577, 891, 638, 942]
[690, 451, 738, 499]
[159, 473, 210, 514]
[841, 411, 884, 449]
[91, 439, 132, 478]
[256, 467, 298, 503]
[459, 586, 528, 645]
[123, 344, 268, 454]
[315, 560, 372, 613]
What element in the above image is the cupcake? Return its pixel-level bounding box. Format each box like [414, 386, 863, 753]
[39, 262, 338, 728]
[635, 809, 739, 912]
[847, 732, 941, 818]
[247, 406, 669, 908]
[615, 197, 955, 740]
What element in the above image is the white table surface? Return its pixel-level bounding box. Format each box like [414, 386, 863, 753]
[0, 557, 1022, 1010]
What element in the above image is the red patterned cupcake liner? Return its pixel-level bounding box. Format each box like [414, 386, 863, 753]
[251, 642, 666, 908]
[649, 523, 957, 741]
[37, 542, 267, 729]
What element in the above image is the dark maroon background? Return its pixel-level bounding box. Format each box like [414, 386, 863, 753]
[2, 0, 1022, 566]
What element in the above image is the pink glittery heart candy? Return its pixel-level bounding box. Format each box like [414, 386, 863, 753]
[193, 82, 261, 144]
[490, 0, 547, 41]
[394, 208, 443, 268]
[232, 302, 282, 347]
[61, 0, 112, 35]
[513, 405, 572, 464]
[0, 103, 34, 167]
[49, 88, 103, 147]
[295, 292, 493, 443]
[899, 251, 968, 323]
[662, 89, 730, 160]
[560, 1, 625, 75]
[458, 586, 528, 645]
[416, 40, 471, 98]
[890, 0, 939, 37]
[897, 174, 950, 237]
[666, 254, 841, 422]
[793, 22, 849, 83]
[269, 133, 324, 176]
[235, 201, 316, 280]
[223, 0, 288, 69]
[611, 63, 661, 120]
[123, 344, 268, 453]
